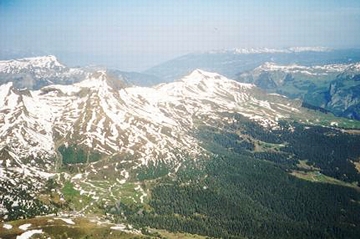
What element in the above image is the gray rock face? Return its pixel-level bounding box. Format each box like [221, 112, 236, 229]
[325, 74, 360, 119]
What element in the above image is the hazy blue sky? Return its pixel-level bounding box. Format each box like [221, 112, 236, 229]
[1, 0, 360, 71]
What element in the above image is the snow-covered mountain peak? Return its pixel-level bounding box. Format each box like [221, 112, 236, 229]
[75, 70, 126, 91]
[287, 46, 332, 52]
[0, 55, 65, 73]
[0, 82, 14, 108]
[180, 69, 253, 89]
[233, 48, 289, 54]
[76, 71, 108, 88]
[0, 81, 55, 162]
[0, 82, 32, 111]
[0, 81, 13, 95]
[255, 62, 360, 76]
[181, 69, 227, 83]
[26, 55, 64, 68]
[156, 70, 254, 105]
[0, 55, 89, 90]
[346, 62, 360, 71]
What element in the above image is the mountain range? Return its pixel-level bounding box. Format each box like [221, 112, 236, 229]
[237, 62, 360, 119]
[144, 48, 360, 83]
[1, 52, 360, 239]
[142, 48, 360, 120]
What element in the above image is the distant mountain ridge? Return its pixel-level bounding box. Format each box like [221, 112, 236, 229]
[208, 46, 332, 54]
[2, 52, 360, 120]
[144, 48, 360, 84]
[0, 55, 88, 90]
[0, 55, 163, 89]
[237, 62, 360, 120]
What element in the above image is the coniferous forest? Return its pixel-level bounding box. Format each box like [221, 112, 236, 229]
[108, 114, 360, 239]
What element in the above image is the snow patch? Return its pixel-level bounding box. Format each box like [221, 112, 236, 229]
[3, 223, 12, 229]
[330, 122, 338, 126]
[16, 229, 43, 239]
[18, 223, 31, 231]
[56, 217, 75, 225]
[111, 224, 126, 230]
[72, 173, 82, 180]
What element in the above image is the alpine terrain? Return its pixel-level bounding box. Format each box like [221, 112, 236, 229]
[237, 61, 360, 119]
[1, 55, 360, 239]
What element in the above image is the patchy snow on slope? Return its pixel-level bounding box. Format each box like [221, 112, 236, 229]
[72, 173, 83, 180]
[135, 185, 148, 204]
[18, 223, 31, 231]
[256, 62, 360, 76]
[3, 223, 12, 229]
[1, 68, 313, 217]
[16, 229, 43, 239]
[111, 224, 126, 230]
[55, 217, 75, 225]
